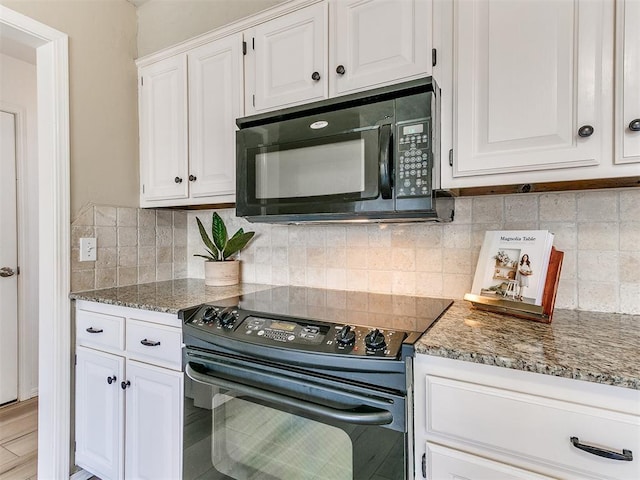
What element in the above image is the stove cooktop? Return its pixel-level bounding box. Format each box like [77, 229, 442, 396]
[181, 286, 453, 360]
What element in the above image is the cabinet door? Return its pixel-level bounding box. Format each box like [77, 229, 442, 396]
[124, 360, 183, 480]
[330, 0, 431, 97]
[426, 443, 553, 480]
[616, 0, 640, 164]
[451, 0, 607, 186]
[75, 346, 124, 480]
[139, 55, 189, 203]
[188, 35, 243, 200]
[247, 2, 328, 114]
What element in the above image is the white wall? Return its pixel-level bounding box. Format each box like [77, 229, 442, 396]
[0, 0, 139, 218]
[0, 52, 39, 398]
[189, 188, 640, 315]
[136, 0, 287, 57]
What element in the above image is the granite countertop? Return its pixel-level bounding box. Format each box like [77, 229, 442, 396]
[70, 279, 640, 390]
[416, 302, 640, 390]
[69, 278, 274, 314]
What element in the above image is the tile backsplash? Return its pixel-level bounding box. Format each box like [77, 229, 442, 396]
[71, 187, 639, 315]
[187, 188, 640, 315]
[70, 205, 187, 292]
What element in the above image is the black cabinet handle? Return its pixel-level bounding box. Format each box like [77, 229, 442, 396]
[578, 125, 594, 137]
[174, 176, 183, 184]
[121, 380, 130, 390]
[629, 119, 640, 132]
[86, 327, 103, 334]
[140, 338, 161, 347]
[570, 437, 633, 461]
[336, 65, 346, 75]
[189, 174, 197, 182]
[311, 71, 321, 81]
[107, 375, 116, 385]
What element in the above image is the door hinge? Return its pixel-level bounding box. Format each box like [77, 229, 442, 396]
[252, 37, 255, 50]
[252, 94, 255, 107]
[422, 453, 427, 478]
[140, 76, 143, 86]
[142, 184, 145, 194]
[432, 48, 437, 67]
[449, 148, 453, 167]
[74, 354, 77, 366]
[242, 41, 247, 55]
[16, 266, 20, 275]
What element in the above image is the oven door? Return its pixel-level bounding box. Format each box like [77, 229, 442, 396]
[183, 354, 407, 480]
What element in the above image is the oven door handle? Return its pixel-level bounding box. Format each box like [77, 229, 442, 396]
[185, 364, 394, 426]
[379, 123, 393, 200]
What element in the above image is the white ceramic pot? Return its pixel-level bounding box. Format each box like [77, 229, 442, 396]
[204, 260, 240, 286]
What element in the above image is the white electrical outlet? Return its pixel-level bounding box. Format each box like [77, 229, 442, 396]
[79, 237, 97, 261]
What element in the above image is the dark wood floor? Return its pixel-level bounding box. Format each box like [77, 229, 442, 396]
[0, 398, 37, 480]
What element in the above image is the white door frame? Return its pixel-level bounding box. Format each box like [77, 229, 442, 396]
[0, 6, 71, 479]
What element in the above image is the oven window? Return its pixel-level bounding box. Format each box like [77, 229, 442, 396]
[255, 139, 365, 199]
[213, 395, 352, 480]
[184, 384, 406, 480]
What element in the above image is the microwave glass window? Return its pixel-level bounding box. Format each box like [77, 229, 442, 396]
[255, 139, 366, 199]
[212, 395, 352, 480]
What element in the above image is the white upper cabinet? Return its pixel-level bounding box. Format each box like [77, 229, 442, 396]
[245, 0, 431, 115]
[616, 0, 640, 164]
[449, 0, 608, 187]
[188, 36, 243, 199]
[138, 33, 242, 207]
[246, 2, 328, 113]
[330, 0, 431, 97]
[138, 56, 189, 202]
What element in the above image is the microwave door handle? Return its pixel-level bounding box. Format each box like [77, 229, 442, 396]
[379, 124, 393, 199]
[185, 364, 393, 426]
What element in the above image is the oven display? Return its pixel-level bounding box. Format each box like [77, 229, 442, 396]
[269, 320, 296, 331]
[241, 316, 327, 346]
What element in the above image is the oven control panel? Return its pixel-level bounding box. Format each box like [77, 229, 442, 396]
[185, 305, 407, 358]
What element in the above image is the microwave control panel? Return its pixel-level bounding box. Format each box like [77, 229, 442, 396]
[396, 120, 431, 198]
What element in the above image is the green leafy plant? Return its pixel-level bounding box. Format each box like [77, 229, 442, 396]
[194, 212, 255, 262]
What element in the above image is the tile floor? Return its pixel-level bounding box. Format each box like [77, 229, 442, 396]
[0, 398, 37, 480]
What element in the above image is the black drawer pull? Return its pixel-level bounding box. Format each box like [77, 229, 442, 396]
[140, 338, 161, 347]
[86, 327, 103, 334]
[107, 375, 116, 385]
[570, 437, 633, 461]
[121, 380, 130, 390]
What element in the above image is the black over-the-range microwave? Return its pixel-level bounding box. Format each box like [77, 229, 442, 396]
[235, 77, 454, 223]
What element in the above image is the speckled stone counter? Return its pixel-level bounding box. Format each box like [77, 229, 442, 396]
[416, 301, 640, 390]
[69, 279, 274, 314]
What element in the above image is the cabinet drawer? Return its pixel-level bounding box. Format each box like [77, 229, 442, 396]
[126, 319, 182, 370]
[76, 309, 125, 352]
[426, 376, 640, 479]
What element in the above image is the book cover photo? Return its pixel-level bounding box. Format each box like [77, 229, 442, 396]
[471, 230, 555, 306]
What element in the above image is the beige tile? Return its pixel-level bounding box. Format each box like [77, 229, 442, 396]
[620, 189, 640, 222]
[577, 223, 619, 251]
[472, 196, 504, 223]
[346, 247, 367, 269]
[306, 267, 326, 288]
[620, 283, 640, 314]
[415, 272, 444, 297]
[117, 267, 138, 286]
[96, 226, 116, 248]
[72, 205, 94, 226]
[95, 206, 117, 226]
[270, 225, 289, 247]
[156, 210, 173, 227]
[137, 266, 156, 284]
[96, 268, 117, 289]
[368, 270, 392, 293]
[138, 246, 156, 266]
[288, 228, 307, 247]
[442, 224, 471, 249]
[391, 271, 416, 295]
[70, 249, 95, 272]
[240, 262, 256, 283]
[554, 279, 578, 310]
[173, 227, 187, 247]
[173, 262, 188, 279]
[306, 226, 326, 247]
[619, 222, 640, 251]
[325, 268, 346, 290]
[346, 227, 369, 247]
[367, 247, 388, 270]
[173, 246, 188, 264]
[117, 207, 138, 227]
[139, 226, 156, 247]
[254, 246, 272, 265]
[577, 191, 618, 222]
[578, 281, 618, 312]
[288, 266, 306, 285]
[118, 246, 138, 267]
[367, 225, 391, 247]
[271, 246, 288, 265]
[70, 270, 95, 293]
[539, 222, 577, 251]
[173, 210, 188, 228]
[391, 248, 416, 271]
[271, 265, 289, 285]
[96, 247, 117, 269]
[416, 248, 442, 272]
[157, 246, 173, 264]
[138, 209, 156, 228]
[346, 269, 368, 291]
[325, 247, 346, 268]
[118, 227, 138, 247]
[255, 264, 272, 284]
[505, 194, 538, 223]
[307, 247, 325, 267]
[442, 273, 473, 299]
[442, 248, 472, 275]
[452, 197, 472, 224]
[156, 263, 173, 281]
[619, 252, 640, 283]
[539, 192, 576, 222]
[577, 251, 618, 282]
[71, 226, 95, 247]
[156, 226, 173, 247]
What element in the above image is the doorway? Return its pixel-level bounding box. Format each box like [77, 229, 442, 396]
[0, 110, 19, 407]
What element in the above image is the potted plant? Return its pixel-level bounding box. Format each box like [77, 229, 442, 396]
[194, 212, 255, 286]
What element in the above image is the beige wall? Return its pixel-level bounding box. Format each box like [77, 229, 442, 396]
[1, 0, 139, 218]
[136, 0, 287, 57]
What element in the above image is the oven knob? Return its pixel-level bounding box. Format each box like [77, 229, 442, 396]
[202, 307, 217, 323]
[217, 310, 236, 328]
[365, 329, 386, 351]
[336, 325, 356, 345]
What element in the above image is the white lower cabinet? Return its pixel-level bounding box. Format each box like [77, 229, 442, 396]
[74, 301, 183, 480]
[414, 355, 640, 480]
